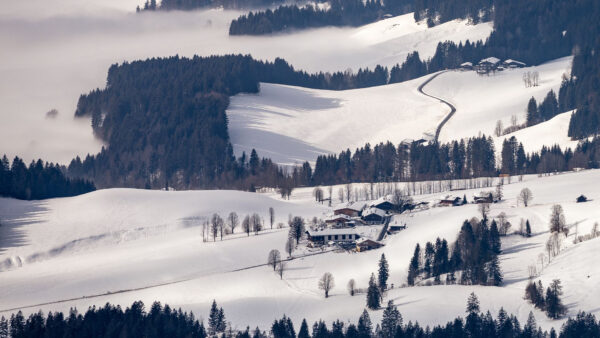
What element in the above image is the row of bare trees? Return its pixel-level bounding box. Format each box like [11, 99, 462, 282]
[201, 207, 276, 241]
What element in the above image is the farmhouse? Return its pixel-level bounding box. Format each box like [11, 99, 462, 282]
[474, 193, 494, 204]
[371, 195, 398, 211]
[362, 207, 387, 224]
[356, 238, 384, 252]
[502, 59, 526, 69]
[334, 201, 365, 217]
[306, 228, 360, 245]
[438, 196, 462, 207]
[459, 62, 473, 71]
[475, 57, 501, 74]
[325, 214, 353, 227]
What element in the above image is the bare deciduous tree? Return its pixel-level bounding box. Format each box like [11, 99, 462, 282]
[549, 204, 567, 235]
[313, 187, 324, 203]
[227, 212, 239, 234]
[519, 188, 533, 207]
[269, 207, 275, 229]
[268, 249, 281, 271]
[345, 184, 352, 202]
[497, 212, 511, 235]
[251, 213, 262, 235]
[277, 261, 286, 279]
[478, 203, 490, 219]
[285, 236, 295, 257]
[242, 215, 251, 236]
[347, 279, 356, 296]
[211, 213, 224, 241]
[495, 120, 504, 137]
[319, 272, 335, 298]
[338, 187, 345, 203]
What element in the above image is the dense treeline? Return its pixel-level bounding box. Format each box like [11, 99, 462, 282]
[0, 155, 95, 201]
[413, 0, 492, 26]
[71, 55, 404, 189]
[229, 0, 413, 35]
[3, 298, 600, 338]
[407, 218, 502, 286]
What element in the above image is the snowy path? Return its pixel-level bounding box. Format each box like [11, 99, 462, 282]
[416, 71, 456, 142]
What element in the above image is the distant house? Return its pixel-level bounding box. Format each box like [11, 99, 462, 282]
[362, 207, 387, 225]
[459, 62, 473, 71]
[388, 219, 407, 232]
[325, 214, 353, 228]
[334, 202, 365, 217]
[476, 57, 501, 74]
[371, 195, 397, 211]
[306, 228, 360, 245]
[474, 194, 494, 204]
[356, 238, 384, 252]
[438, 196, 462, 207]
[502, 59, 526, 69]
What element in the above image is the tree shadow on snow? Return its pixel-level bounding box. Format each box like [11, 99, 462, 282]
[0, 199, 48, 255]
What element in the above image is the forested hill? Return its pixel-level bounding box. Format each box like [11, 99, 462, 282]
[72, 55, 393, 190]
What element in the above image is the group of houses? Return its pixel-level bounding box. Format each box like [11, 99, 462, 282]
[305, 196, 404, 251]
[459, 57, 526, 74]
[436, 192, 494, 207]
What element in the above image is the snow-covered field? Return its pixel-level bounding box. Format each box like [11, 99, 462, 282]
[1, 170, 599, 331]
[229, 57, 574, 164]
[0, 0, 491, 165]
[228, 79, 445, 164]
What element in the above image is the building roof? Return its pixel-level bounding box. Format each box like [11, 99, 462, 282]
[362, 207, 387, 218]
[356, 238, 383, 246]
[335, 201, 366, 212]
[479, 57, 500, 65]
[460, 62, 473, 67]
[503, 59, 526, 66]
[325, 214, 352, 222]
[372, 195, 396, 206]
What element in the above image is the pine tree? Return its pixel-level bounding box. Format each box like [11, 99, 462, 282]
[208, 300, 219, 334]
[486, 255, 503, 286]
[357, 310, 372, 338]
[545, 279, 567, 319]
[523, 311, 537, 338]
[378, 254, 389, 291]
[407, 243, 420, 286]
[0, 317, 7, 338]
[366, 274, 381, 309]
[380, 301, 401, 338]
[466, 292, 480, 314]
[217, 307, 226, 332]
[525, 220, 532, 237]
[298, 319, 310, 338]
[490, 220, 501, 255]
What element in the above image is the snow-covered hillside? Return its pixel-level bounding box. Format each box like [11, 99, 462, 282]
[229, 57, 573, 165]
[228, 79, 445, 164]
[1, 170, 599, 331]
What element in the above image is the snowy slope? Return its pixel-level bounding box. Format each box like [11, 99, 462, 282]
[229, 57, 573, 165]
[228, 79, 445, 164]
[426, 57, 573, 145]
[1, 170, 600, 331]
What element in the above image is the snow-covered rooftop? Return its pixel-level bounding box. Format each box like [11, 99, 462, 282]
[479, 57, 500, 64]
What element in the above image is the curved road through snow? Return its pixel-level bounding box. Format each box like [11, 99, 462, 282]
[417, 71, 456, 142]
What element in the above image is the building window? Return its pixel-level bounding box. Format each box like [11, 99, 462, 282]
[342, 235, 346, 240]
[334, 235, 338, 240]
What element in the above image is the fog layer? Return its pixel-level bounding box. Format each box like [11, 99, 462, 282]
[0, 0, 492, 164]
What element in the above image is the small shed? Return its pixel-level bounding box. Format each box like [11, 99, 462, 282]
[306, 228, 360, 245]
[459, 62, 473, 70]
[502, 59, 526, 68]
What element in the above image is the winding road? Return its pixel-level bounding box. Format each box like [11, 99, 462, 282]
[417, 71, 456, 142]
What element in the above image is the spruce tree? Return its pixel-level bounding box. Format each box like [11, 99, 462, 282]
[208, 300, 219, 334]
[486, 255, 503, 286]
[298, 319, 310, 338]
[357, 310, 372, 338]
[525, 220, 532, 237]
[366, 274, 381, 309]
[466, 293, 480, 314]
[378, 254, 389, 291]
[407, 244, 420, 286]
[380, 301, 401, 338]
[545, 279, 567, 319]
[490, 220, 501, 255]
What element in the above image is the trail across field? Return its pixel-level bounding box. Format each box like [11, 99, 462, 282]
[416, 71, 456, 142]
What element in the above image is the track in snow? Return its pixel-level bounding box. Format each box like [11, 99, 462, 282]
[417, 71, 456, 142]
[0, 248, 334, 314]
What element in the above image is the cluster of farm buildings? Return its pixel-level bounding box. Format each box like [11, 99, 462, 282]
[460, 57, 526, 74]
[305, 191, 496, 252]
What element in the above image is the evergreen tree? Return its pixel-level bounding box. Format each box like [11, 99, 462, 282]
[489, 220, 501, 255]
[546, 279, 567, 319]
[407, 244, 420, 286]
[209, 300, 220, 334]
[380, 301, 401, 338]
[366, 274, 381, 309]
[466, 293, 480, 314]
[298, 319, 310, 338]
[378, 254, 389, 291]
[0, 317, 8, 338]
[357, 310, 372, 338]
[525, 220, 532, 237]
[486, 255, 503, 286]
